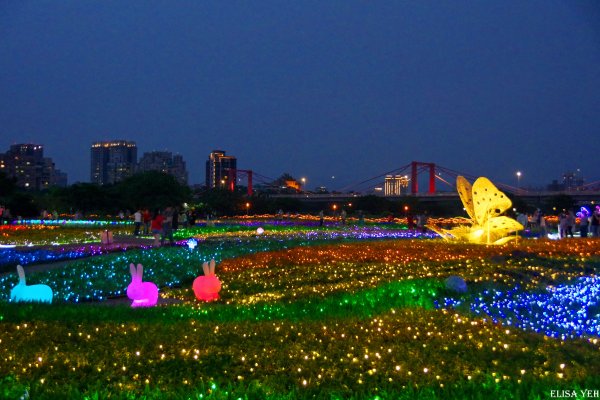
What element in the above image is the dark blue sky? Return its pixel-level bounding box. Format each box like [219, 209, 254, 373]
[1, 1, 599, 190]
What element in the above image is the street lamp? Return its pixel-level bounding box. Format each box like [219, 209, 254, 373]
[245, 202, 250, 215]
[301, 177, 306, 192]
[516, 171, 522, 194]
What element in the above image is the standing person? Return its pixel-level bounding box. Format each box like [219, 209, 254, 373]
[341, 209, 347, 225]
[142, 209, 152, 235]
[150, 210, 164, 247]
[179, 210, 188, 229]
[558, 210, 568, 239]
[161, 207, 174, 245]
[591, 207, 600, 237]
[539, 214, 547, 238]
[318, 210, 324, 227]
[517, 213, 528, 230]
[133, 209, 142, 236]
[415, 213, 426, 232]
[419, 211, 429, 233]
[578, 208, 589, 238]
[566, 210, 576, 238]
[407, 214, 415, 230]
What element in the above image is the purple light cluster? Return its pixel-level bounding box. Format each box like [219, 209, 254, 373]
[0, 244, 150, 270]
[15, 219, 132, 226]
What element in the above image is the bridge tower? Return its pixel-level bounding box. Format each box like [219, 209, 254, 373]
[410, 161, 436, 194]
[227, 168, 253, 196]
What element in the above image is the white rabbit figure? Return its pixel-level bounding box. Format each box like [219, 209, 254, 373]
[126, 263, 159, 307]
[10, 265, 53, 303]
[193, 259, 222, 302]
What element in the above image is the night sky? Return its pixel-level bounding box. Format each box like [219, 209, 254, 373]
[1, 1, 599, 190]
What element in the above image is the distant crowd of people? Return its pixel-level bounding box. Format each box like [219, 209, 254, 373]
[558, 206, 600, 238]
[516, 206, 600, 239]
[132, 207, 195, 247]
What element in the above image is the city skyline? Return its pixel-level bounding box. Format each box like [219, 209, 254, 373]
[0, 140, 595, 193]
[1, 2, 599, 189]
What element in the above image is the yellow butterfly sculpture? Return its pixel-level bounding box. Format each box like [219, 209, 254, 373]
[429, 176, 523, 245]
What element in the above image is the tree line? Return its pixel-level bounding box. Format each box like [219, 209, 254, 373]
[0, 171, 577, 219]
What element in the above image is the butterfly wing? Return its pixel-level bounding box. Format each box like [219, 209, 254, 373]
[456, 176, 476, 221]
[426, 224, 454, 240]
[472, 177, 512, 225]
[486, 216, 523, 237]
[492, 236, 519, 245]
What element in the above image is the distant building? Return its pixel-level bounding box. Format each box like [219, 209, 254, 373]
[562, 171, 584, 191]
[205, 150, 236, 189]
[384, 175, 409, 196]
[0, 144, 67, 190]
[137, 151, 188, 185]
[91, 140, 137, 185]
[546, 170, 585, 192]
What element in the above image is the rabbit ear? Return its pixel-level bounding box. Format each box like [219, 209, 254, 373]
[130, 263, 137, 278]
[17, 265, 26, 284]
[137, 264, 143, 279]
[202, 261, 209, 276]
[210, 259, 216, 275]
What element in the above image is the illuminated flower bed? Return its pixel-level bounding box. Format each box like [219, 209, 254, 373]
[0, 223, 133, 246]
[440, 276, 600, 339]
[1, 231, 599, 399]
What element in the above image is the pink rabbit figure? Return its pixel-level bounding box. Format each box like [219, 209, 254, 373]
[126, 263, 159, 307]
[193, 259, 222, 302]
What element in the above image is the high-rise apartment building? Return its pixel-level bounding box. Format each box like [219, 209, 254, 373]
[0, 144, 67, 190]
[205, 150, 236, 189]
[384, 175, 409, 196]
[90, 140, 137, 185]
[137, 151, 188, 185]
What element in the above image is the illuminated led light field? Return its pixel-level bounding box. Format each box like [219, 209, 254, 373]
[0, 244, 152, 271]
[0, 224, 134, 246]
[0, 221, 599, 399]
[440, 276, 600, 339]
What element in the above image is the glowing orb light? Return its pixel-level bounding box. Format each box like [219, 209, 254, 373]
[187, 239, 198, 250]
[256, 227, 265, 235]
[10, 265, 53, 303]
[445, 275, 467, 293]
[193, 259, 222, 302]
[126, 263, 158, 307]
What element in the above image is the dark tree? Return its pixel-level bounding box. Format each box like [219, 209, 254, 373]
[62, 183, 111, 214]
[0, 171, 16, 201]
[353, 195, 392, 214]
[116, 171, 191, 210]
